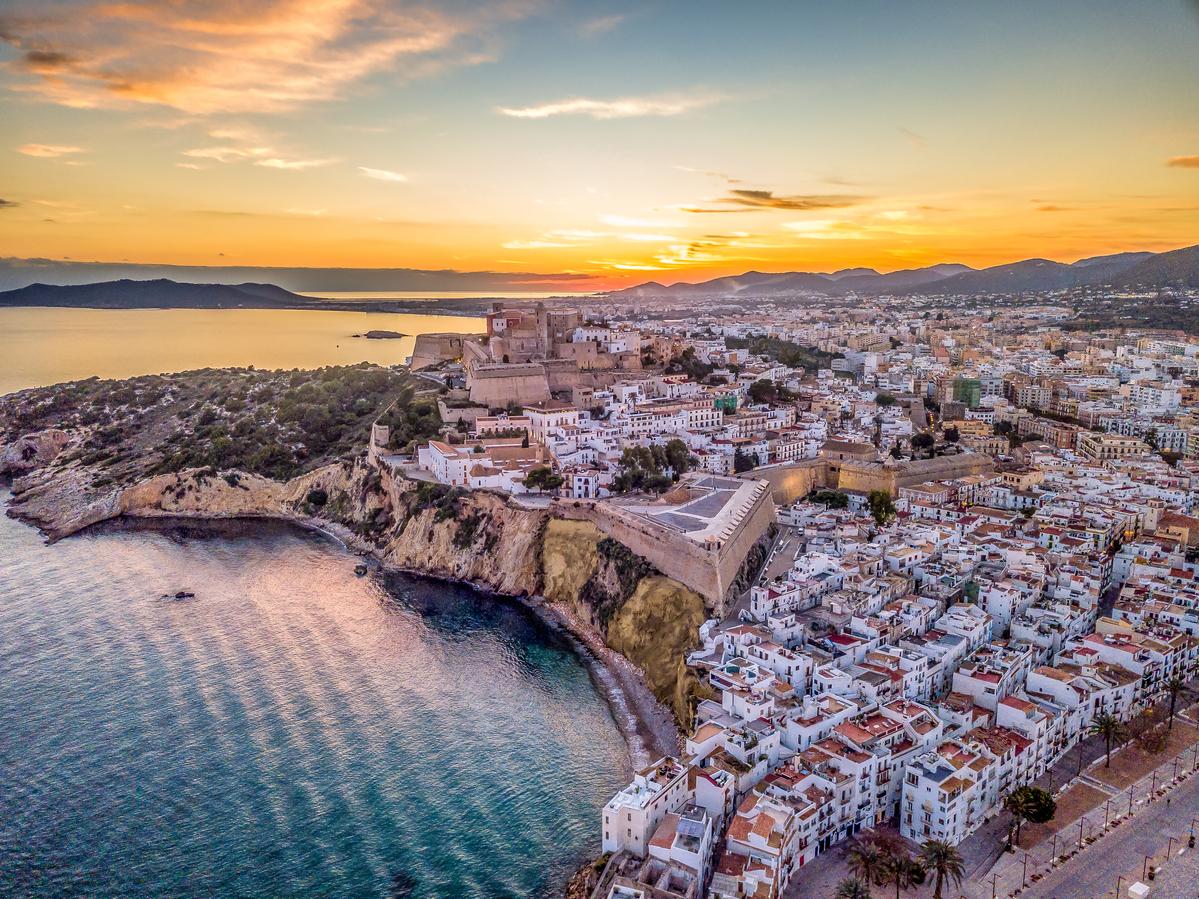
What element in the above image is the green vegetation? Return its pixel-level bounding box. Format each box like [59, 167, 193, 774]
[664, 346, 715, 381]
[523, 466, 564, 494]
[1004, 785, 1056, 847]
[918, 841, 965, 899]
[723, 334, 840, 372]
[868, 489, 896, 526]
[810, 490, 849, 509]
[1, 364, 430, 487]
[733, 447, 760, 473]
[612, 441, 689, 493]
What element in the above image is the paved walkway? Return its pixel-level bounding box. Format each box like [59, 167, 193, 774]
[963, 722, 1199, 899]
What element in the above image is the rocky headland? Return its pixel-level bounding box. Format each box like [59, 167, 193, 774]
[0, 366, 716, 765]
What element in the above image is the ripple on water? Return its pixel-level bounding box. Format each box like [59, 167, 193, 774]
[0, 508, 631, 898]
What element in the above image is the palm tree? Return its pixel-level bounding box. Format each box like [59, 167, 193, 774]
[848, 840, 886, 886]
[1089, 713, 1127, 768]
[836, 877, 873, 899]
[919, 840, 966, 899]
[1167, 676, 1187, 730]
[882, 851, 922, 899]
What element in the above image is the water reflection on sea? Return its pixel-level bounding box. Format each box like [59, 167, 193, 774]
[0, 506, 629, 898]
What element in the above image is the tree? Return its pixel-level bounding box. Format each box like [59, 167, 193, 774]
[835, 878, 872, 899]
[748, 378, 777, 405]
[734, 447, 758, 473]
[1004, 786, 1056, 847]
[876, 393, 897, 407]
[1167, 676, 1187, 730]
[890, 440, 903, 460]
[868, 489, 896, 526]
[664, 438, 690, 477]
[523, 466, 563, 494]
[918, 840, 965, 899]
[882, 851, 924, 899]
[847, 841, 886, 886]
[911, 432, 934, 456]
[521, 433, 529, 448]
[1089, 712, 1127, 767]
[943, 426, 960, 443]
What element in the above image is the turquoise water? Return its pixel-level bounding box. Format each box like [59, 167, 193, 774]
[0, 504, 629, 898]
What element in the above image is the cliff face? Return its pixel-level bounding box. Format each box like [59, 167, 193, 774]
[5, 439, 707, 733]
[380, 490, 545, 597]
[540, 518, 712, 728]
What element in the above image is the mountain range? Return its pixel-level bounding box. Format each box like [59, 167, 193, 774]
[608, 245, 1199, 299]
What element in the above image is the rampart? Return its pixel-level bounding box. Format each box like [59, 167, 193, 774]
[551, 480, 776, 610]
[467, 363, 551, 407]
[736, 460, 830, 504]
[837, 452, 995, 496]
[408, 333, 480, 370]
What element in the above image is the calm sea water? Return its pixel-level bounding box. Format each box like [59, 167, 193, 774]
[0, 501, 630, 898]
[0, 309, 486, 395]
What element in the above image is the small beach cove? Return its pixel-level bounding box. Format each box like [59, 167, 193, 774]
[0, 490, 636, 898]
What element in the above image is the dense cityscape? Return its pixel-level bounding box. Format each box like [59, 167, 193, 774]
[394, 282, 1199, 899]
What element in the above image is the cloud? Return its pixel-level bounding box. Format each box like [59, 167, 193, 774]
[498, 91, 722, 119]
[183, 146, 272, 162]
[899, 127, 928, 149]
[682, 189, 867, 213]
[0, 199, 18, 208]
[359, 167, 408, 182]
[781, 219, 865, 239]
[1167, 156, 1199, 169]
[182, 145, 334, 169]
[1036, 205, 1076, 212]
[255, 157, 337, 170]
[16, 143, 86, 157]
[0, 0, 535, 114]
[582, 14, 624, 36]
[175, 162, 204, 169]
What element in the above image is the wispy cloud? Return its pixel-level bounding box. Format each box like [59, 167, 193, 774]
[0, 0, 535, 114]
[183, 146, 272, 162]
[582, 14, 624, 37]
[182, 144, 334, 169]
[780, 219, 866, 239]
[16, 143, 86, 157]
[1167, 156, 1199, 169]
[0, 199, 19, 209]
[899, 127, 928, 149]
[255, 157, 338, 170]
[359, 167, 408, 182]
[498, 91, 722, 120]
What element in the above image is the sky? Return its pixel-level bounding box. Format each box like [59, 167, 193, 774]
[2, 0, 1198, 289]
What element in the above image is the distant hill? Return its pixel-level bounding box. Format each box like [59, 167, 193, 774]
[608, 249, 1191, 298]
[0, 279, 318, 309]
[1098, 245, 1199, 290]
[608, 263, 973, 299]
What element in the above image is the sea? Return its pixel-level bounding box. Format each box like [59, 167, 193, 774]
[0, 303, 633, 897]
[0, 308, 487, 396]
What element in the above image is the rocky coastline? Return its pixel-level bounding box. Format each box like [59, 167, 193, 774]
[0, 458, 683, 768]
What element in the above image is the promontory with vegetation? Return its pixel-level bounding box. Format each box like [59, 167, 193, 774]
[0, 363, 715, 760]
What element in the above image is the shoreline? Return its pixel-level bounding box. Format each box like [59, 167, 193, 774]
[13, 499, 682, 771]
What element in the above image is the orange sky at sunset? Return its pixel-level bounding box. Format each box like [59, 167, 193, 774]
[3, 0, 1198, 289]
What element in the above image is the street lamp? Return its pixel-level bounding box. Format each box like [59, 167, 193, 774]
[990, 874, 1000, 899]
[1115, 875, 1125, 899]
[1023, 851, 1029, 887]
[1143, 855, 1153, 881]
